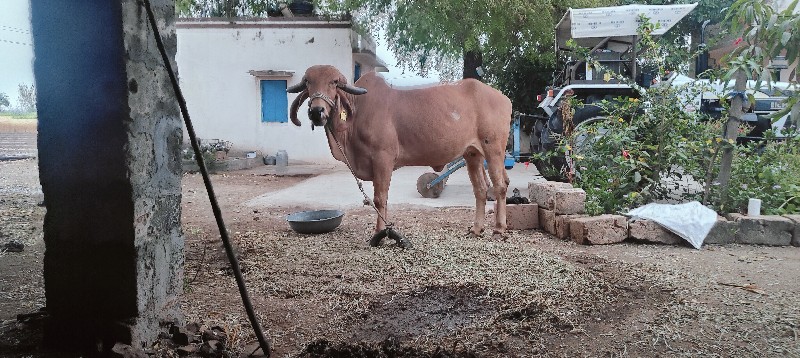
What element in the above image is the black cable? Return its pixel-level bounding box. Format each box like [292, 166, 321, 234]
[140, 1, 271, 356]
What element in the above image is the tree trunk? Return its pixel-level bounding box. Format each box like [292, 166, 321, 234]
[462, 49, 483, 81]
[717, 70, 747, 208]
[689, 29, 700, 77]
[223, 0, 238, 17]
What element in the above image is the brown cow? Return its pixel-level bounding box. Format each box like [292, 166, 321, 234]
[287, 65, 512, 239]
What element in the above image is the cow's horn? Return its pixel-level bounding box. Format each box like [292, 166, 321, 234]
[287, 81, 306, 93]
[338, 83, 367, 95]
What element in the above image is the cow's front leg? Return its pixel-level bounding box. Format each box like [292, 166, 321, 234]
[371, 166, 392, 233]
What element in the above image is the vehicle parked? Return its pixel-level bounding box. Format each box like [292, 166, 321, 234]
[527, 3, 795, 177]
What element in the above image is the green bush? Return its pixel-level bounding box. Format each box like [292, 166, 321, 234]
[568, 93, 722, 215]
[721, 131, 800, 215]
[559, 15, 799, 216]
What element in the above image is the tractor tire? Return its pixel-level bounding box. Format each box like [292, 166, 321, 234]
[533, 105, 605, 181]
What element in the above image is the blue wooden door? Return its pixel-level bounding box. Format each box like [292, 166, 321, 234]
[261, 80, 288, 123]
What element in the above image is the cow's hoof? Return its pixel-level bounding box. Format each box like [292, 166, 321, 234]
[369, 229, 388, 247]
[387, 229, 413, 249]
[491, 231, 508, 242]
[370, 228, 413, 249]
[466, 227, 485, 238]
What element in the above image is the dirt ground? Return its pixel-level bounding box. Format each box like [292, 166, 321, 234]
[1, 126, 799, 357]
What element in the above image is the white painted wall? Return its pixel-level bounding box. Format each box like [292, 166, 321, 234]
[176, 20, 357, 163]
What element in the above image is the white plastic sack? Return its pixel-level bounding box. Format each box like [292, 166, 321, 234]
[627, 201, 717, 249]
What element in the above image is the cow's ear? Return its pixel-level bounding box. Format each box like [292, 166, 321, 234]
[338, 88, 355, 122]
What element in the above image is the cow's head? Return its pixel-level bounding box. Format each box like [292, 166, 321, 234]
[287, 65, 367, 128]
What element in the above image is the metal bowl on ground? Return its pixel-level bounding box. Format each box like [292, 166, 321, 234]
[286, 209, 345, 234]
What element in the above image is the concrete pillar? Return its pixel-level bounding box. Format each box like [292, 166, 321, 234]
[31, 0, 184, 351]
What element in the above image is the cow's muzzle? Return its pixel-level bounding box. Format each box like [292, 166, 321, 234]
[308, 106, 328, 126]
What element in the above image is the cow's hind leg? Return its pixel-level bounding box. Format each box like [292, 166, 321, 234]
[485, 153, 509, 238]
[464, 149, 488, 236]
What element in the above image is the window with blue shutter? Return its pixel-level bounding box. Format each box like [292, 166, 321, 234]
[354, 63, 362, 82]
[261, 80, 288, 123]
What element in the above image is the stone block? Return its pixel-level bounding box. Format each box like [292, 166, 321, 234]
[629, 219, 684, 245]
[783, 215, 800, 247]
[553, 188, 586, 215]
[528, 181, 572, 209]
[570, 215, 628, 245]
[554, 214, 588, 240]
[538, 207, 556, 235]
[703, 217, 738, 245]
[727, 213, 793, 246]
[505, 203, 539, 230]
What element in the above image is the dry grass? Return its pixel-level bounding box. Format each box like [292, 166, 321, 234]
[177, 217, 800, 357]
[182, 222, 670, 356]
[0, 115, 37, 133]
[2, 157, 797, 357]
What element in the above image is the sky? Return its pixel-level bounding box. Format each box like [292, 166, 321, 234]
[0, 0, 433, 108]
[375, 41, 439, 87]
[0, 0, 35, 107]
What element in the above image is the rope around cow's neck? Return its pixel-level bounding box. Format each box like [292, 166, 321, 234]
[324, 123, 393, 229]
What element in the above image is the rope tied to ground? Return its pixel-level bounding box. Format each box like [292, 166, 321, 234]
[324, 124, 412, 248]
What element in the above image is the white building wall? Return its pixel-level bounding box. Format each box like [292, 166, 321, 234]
[176, 20, 355, 163]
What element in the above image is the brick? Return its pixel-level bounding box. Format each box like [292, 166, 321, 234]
[629, 219, 684, 245]
[538, 207, 556, 235]
[528, 181, 572, 209]
[553, 188, 586, 215]
[505, 203, 539, 230]
[727, 213, 793, 246]
[569, 215, 628, 245]
[704, 217, 738, 245]
[782, 215, 800, 247]
[554, 214, 588, 240]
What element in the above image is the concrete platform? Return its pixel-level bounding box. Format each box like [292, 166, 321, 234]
[246, 162, 545, 210]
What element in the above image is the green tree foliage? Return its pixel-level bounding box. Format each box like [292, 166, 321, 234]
[17, 84, 36, 113]
[378, 0, 618, 79]
[483, 54, 554, 114]
[322, 0, 617, 111]
[0, 92, 9, 111]
[723, 0, 799, 95]
[176, 0, 273, 17]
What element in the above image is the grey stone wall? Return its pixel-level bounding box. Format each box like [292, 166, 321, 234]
[122, 0, 185, 346]
[32, 0, 183, 352]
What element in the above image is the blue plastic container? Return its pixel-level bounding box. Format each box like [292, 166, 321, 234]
[504, 153, 516, 169]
